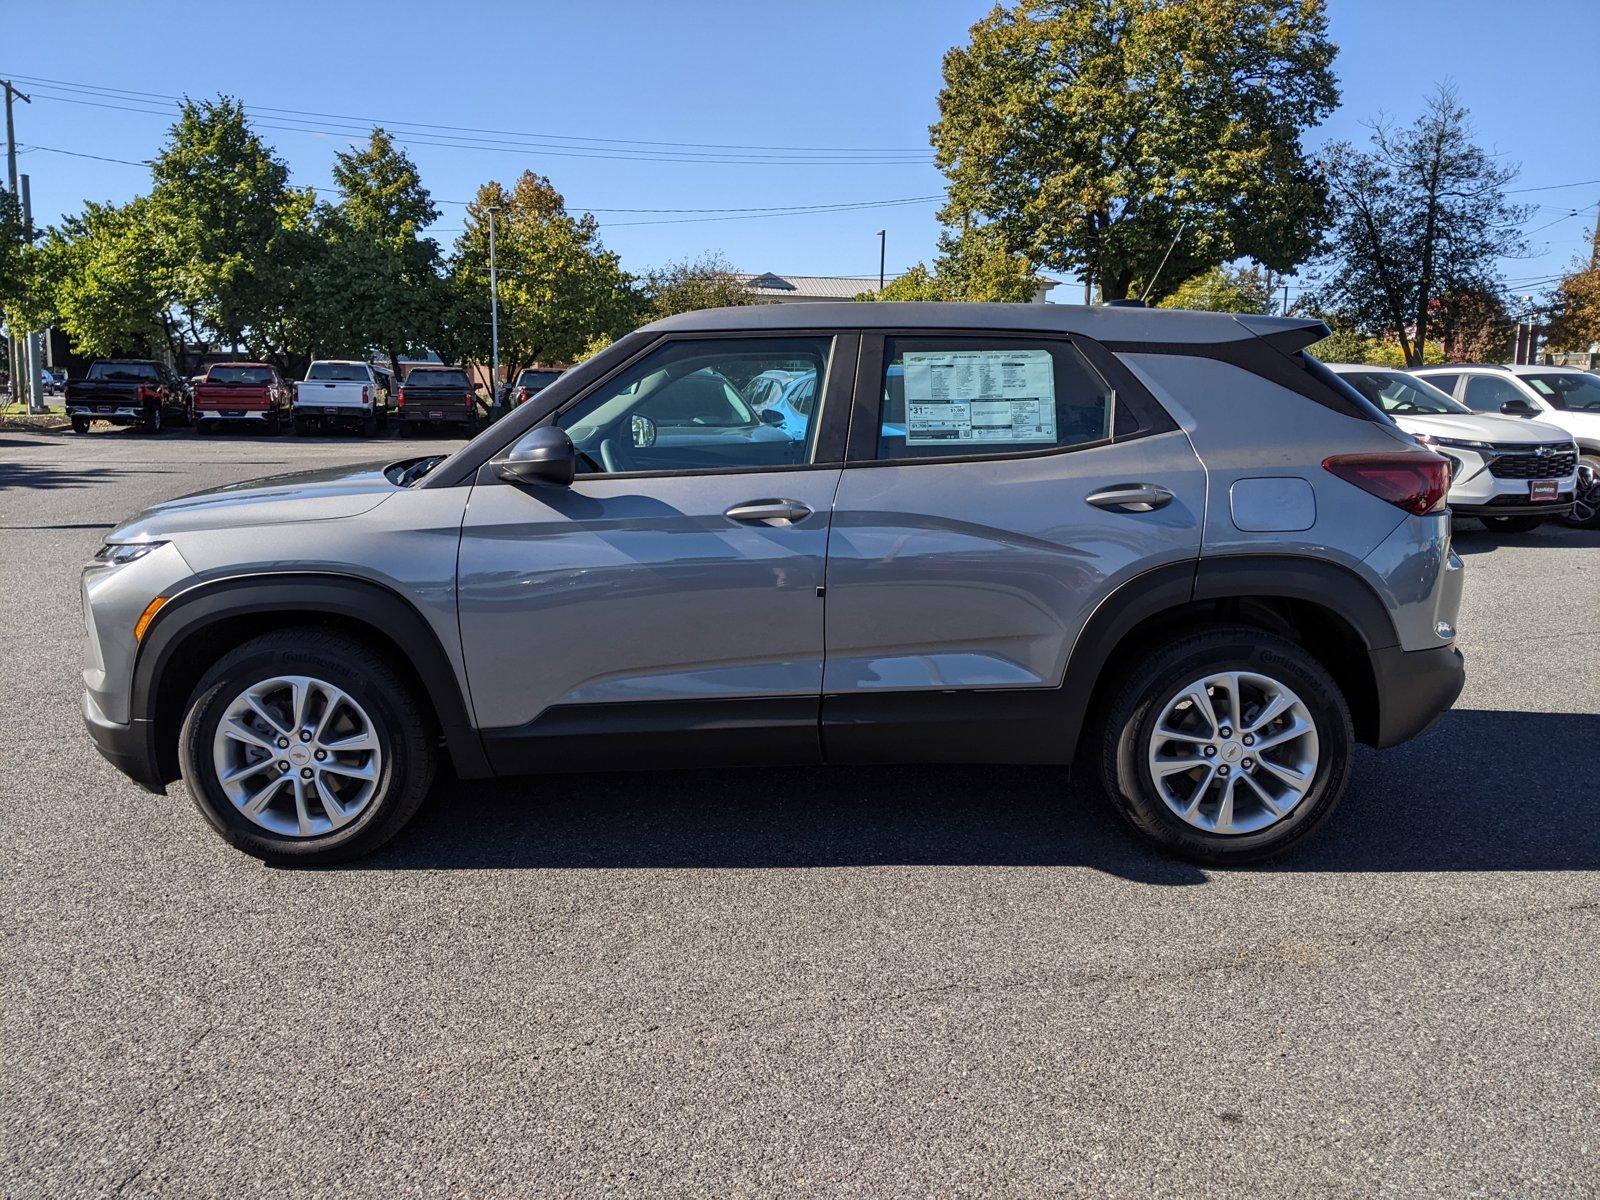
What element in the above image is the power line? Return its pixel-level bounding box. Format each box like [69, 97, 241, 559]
[13, 78, 936, 166]
[3, 71, 934, 156]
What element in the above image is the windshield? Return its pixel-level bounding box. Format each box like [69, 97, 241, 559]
[1523, 373, 1600, 412]
[306, 363, 370, 382]
[86, 362, 159, 382]
[516, 370, 562, 389]
[208, 365, 276, 385]
[1340, 371, 1469, 415]
[407, 370, 473, 389]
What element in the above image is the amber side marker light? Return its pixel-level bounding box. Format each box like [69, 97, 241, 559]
[134, 596, 170, 642]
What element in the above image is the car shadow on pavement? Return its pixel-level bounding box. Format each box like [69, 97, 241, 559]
[0, 461, 160, 491]
[357, 709, 1598, 881]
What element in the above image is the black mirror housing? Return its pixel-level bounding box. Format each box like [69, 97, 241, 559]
[1500, 399, 1536, 417]
[498, 425, 576, 486]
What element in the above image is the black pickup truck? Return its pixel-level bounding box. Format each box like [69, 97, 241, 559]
[65, 360, 190, 434]
[395, 367, 484, 435]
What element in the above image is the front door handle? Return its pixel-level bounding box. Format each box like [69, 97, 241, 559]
[724, 499, 814, 526]
[1085, 484, 1175, 513]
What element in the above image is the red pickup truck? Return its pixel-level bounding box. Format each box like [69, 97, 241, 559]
[193, 363, 291, 435]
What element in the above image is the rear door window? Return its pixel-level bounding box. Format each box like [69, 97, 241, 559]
[873, 337, 1119, 461]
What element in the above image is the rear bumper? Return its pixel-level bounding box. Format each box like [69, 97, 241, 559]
[67, 405, 143, 424]
[83, 690, 168, 794]
[196, 409, 272, 421]
[1369, 644, 1465, 748]
[396, 407, 474, 424]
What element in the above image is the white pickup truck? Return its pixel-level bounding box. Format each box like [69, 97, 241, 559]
[293, 361, 392, 436]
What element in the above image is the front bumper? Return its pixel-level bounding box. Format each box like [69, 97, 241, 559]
[83, 690, 168, 794]
[1452, 494, 1574, 518]
[1368, 644, 1466, 748]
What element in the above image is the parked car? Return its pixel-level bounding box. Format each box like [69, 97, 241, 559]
[1412, 364, 1600, 527]
[65, 360, 189, 434]
[192, 363, 292, 435]
[82, 303, 1464, 867]
[293, 360, 390, 436]
[746, 369, 818, 442]
[1325, 364, 1578, 532]
[504, 367, 566, 409]
[395, 366, 483, 435]
[42, 369, 68, 397]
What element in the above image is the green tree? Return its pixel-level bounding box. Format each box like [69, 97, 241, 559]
[319, 129, 447, 371]
[147, 97, 294, 351]
[1156, 265, 1274, 314]
[448, 173, 636, 383]
[864, 224, 1040, 302]
[30, 198, 182, 359]
[931, 0, 1337, 302]
[641, 252, 751, 319]
[1313, 85, 1529, 366]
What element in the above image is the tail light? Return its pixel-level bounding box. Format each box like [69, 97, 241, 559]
[1322, 453, 1451, 516]
[396, 387, 406, 407]
[464, 389, 474, 402]
[361, 385, 370, 405]
[516, 386, 528, 406]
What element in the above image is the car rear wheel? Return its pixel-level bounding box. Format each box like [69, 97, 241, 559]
[1098, 627, 1353, 865]
[178, 629, 435, 864]
[142, 403, 163, 434]
[70, 416, 90, 434]
[1481, 515, 1543, 533]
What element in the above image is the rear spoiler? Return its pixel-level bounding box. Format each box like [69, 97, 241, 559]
[1231, 315, 1332, 353]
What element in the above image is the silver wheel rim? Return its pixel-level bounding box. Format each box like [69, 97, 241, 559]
[1146, 670, 1319, 835]
[211, 675, 383, 838]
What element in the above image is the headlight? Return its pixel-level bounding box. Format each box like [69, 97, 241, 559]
[1413, 433, 1493, 452]
[93, 541, 166, 566]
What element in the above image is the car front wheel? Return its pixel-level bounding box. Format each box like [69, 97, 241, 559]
[1099, 627, 1353, 865]
[178, 629, 435, 864]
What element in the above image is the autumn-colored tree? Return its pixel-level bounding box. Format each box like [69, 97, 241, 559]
[1544, 223, 1600, 353]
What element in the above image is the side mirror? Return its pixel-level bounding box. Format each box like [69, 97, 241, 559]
[1500, 399, 1537, 417]
[758, 408, 786, 427]
[630, 413, 657, 449]
[497, 425, 576, 486]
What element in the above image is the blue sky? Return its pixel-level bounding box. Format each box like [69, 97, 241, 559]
[6, 0, 1597, 300]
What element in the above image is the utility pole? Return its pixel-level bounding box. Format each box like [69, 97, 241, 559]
[488, 208, 500, 401]
[20, 174, 42, 412]
[4, 80, 33, 412]
[877, 229, 886, 294]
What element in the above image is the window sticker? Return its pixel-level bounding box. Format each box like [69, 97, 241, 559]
[902, 349, 1056, 444]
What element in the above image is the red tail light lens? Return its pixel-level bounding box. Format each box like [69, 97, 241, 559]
[361, 385, 370, 404]
[1323, 453, 1451, 515]
[395, 387, 405, 407]
[516, 386, 528, 405]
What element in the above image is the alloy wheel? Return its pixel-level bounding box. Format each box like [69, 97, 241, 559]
[1146, 671, 1320, 835]
[211, 675, 383, 838]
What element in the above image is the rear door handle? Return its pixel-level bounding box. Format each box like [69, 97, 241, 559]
[724, 499, 814, 526]
[1085, 484, 1175, 513]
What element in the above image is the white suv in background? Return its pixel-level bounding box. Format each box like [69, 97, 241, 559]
[1328, 364, 1578, 532]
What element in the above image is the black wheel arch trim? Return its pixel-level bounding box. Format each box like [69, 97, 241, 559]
[132, 572, 491, 781]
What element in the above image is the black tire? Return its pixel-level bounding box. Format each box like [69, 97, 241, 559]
[361, 411, 378, 437]
[142, 403, 163, 434]
[71, 416, 91, 434]
[178, 629, 436, 865]
[1481, 515, 1543, 533]
[293, 416, 311, 436]
[1098, 626, 1353, 866]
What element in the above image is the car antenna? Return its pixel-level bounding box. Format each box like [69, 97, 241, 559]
[1139, 219, 1188, 304]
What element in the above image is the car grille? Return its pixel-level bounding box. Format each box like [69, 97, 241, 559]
[1488, 445, 1576, 479]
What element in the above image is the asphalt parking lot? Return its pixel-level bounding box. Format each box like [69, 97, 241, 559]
[2, 426, 1597, 1197]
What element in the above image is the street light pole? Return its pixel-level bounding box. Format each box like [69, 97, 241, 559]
[877, 230, 886, 294]
[488, 209, 500, 401]
[4, 80, 32, 410]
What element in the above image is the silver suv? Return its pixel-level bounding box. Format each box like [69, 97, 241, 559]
[82, 304, 1466, 866]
